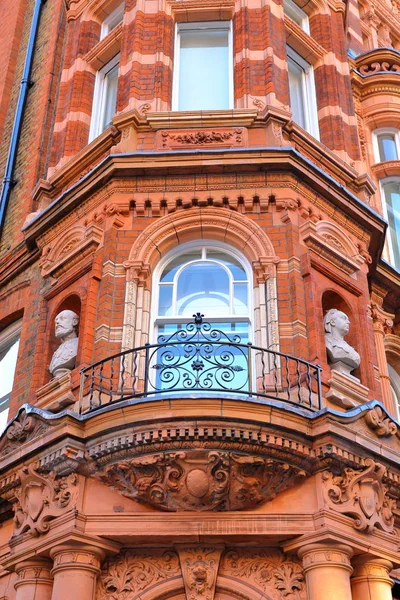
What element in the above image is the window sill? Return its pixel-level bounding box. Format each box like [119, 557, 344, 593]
[146, 109, 258, 130]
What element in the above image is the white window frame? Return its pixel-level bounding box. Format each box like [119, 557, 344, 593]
[283, 0, 310, 33]
[151, 241, 253, 341]
[172, 21, 234, 111]
[100, 3, 124, 39]
[287, 45, 319, 140]
[372, 127, 400, 164]
[88, 54, 120, 142]
[388, 364, 400, 420]
[0, 319, 22, 433]
[379, 177, 400, 270]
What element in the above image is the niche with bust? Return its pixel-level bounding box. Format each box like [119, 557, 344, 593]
[47, 296, 81, 380]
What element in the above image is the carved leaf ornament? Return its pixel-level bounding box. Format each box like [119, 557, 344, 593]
[322, 458, 396, 534]
[99, 451, 307, 512]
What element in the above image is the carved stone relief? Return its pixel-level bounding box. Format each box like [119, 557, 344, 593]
[0, 410, 49, 456]
[322, 458, 396, 534]
[157, 129, 245, 150]
[220, 550, 306, 600]
[96, 550, 181, 600]
[365, 406, 397, 437]
[97, 451, 308, 512]
[178, 547, 222, 600]
[13, 463, 79, 537]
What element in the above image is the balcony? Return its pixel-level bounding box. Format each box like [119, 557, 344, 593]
[80, 313, 322, 413]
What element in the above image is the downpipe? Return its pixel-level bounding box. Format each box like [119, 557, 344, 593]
[0, 0, 46, 240]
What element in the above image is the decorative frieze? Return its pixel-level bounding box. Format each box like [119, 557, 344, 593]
[157, 128, 246, 150]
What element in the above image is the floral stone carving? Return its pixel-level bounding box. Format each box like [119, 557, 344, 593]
[98, 451, 308, 512]
[322, 458, 396, 534]
[365, 406, 397, 437]
[178, 547, 222, 600]
[0, 409, 49, 456]
[158, 128, 245, 150]
[13, 463, 79, 536]
[96, 550, 181, 600]
[220, 550, 306, 600]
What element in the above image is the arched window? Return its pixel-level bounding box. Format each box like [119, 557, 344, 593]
[388, 364, 400, 419]
[153, 242, 252, 342]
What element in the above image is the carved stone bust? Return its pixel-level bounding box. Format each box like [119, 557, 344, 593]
[324, 308, 360, 377]
[49, 310, 79, 378]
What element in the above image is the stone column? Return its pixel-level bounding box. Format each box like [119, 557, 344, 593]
[14, 558, 53, 600]
[298, 543, 353, 600]
[351, 556, 393, 600]
[50, 544, 104, 600]
[369, 296, 396, 415]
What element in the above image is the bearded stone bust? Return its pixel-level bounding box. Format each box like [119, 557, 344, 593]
[324, 308, 360, 377]
[49, 310, 79, 378]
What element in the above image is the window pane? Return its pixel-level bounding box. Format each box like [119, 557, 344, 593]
[101, 63, 119, 131]
[288, 57, 306, 130]
[158, 285, 173, 316]
[161, 250, 202, 282]
[0, 339, 19, 399]
[206, 251, 246, 279]
[178, 28, 229, 110]
[383, 181, 400, 270]
[283, 0, 308, 30]
[378, 134, 398, 162]
[233, 283, 248, 315]
[176, 262, 230, 316]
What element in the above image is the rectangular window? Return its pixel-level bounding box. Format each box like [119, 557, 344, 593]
[373, 128, 400, 163]
[287, 46, 319, 139]
[382, 180, 400, 271]
[0, 320, 21, 433]
[101, 4, 124, 39]
[172, 22, 233, 111]
[283, 0, 310, 33]
[89, 54, 119, 142]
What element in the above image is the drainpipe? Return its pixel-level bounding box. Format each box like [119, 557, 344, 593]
[0, 0, 46, 240]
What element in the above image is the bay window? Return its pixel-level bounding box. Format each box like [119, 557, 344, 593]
[287, 46, 319, 139]
[172, 22, 233, 111]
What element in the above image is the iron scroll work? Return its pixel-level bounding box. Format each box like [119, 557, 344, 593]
[80, 314, 322, 412]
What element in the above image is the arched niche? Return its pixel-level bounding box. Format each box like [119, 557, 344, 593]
[46, 294, 82, 381]
[322, 290, 360, 379]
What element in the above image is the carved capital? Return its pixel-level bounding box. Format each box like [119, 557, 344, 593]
[96, 549, 180, 600]
[14, 558, 53, 594]
[123, 260, 151, 284]
[51, 544, 105, 576]
[365, 406, 397, 437]
[298, 543, 353, 573]
[368, 303, 394, 335]
[351, 556, 393, 583]
[13, 464, 79, 537]
[322, 459, 396, 534]
[177, 547, 222, 600]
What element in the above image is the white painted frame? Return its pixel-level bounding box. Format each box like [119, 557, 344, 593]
[372, 127, 400, 164]
[379, 177, 400, 270]
[151, 241, 253, 341]
[88, 53, 120, 142]
[388, 364, 400, 420]
[0, 319, 22, 432]
[283, 0, 310, 34]
[287, 45, 319, 140]
[172, 21, 234, 111]
[100, 3, 124, 39]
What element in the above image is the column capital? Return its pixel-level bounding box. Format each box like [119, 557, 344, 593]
[50, 543, 105, 577]
[14, 558, 53, 599]
[298, 542, 354, 574]
[352, 555, 393, 582]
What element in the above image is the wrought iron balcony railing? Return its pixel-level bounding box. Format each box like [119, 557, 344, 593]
[79, 314, 322, 413]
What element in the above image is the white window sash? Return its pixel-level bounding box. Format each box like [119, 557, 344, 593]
[172, 21, 233, 111]
[101, 4, 124, 39]
[283, 0, 310, 33]
[372, 127, 400, 164]
[380, 177, 400, 270]
[287, 46, 319, 140]
[89, 54, 120, 142]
